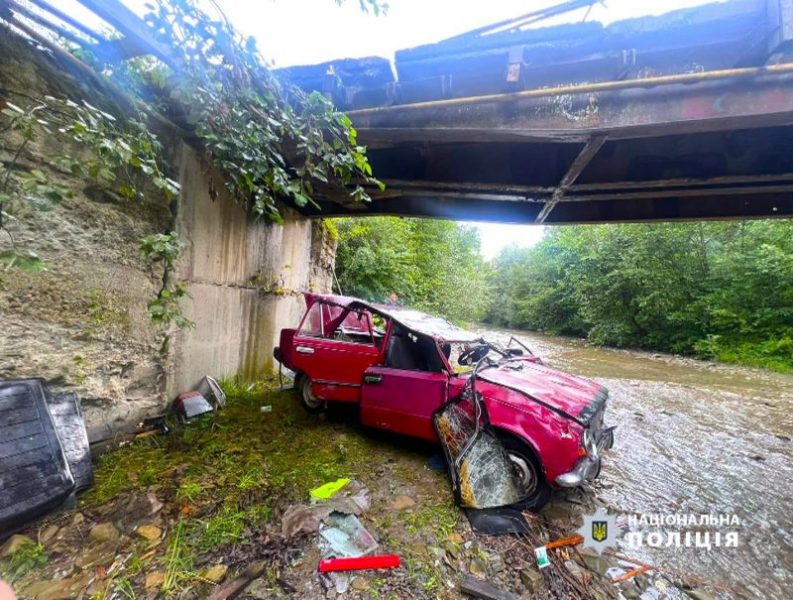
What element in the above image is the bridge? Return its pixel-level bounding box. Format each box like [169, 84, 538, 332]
[280, 0, 793, 224]
[5, 0, 793, 225]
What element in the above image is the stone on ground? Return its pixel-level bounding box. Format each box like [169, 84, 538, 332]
[0, 534, 34, 557]
[88, 522, 120, 543]
[136, 524, 162, 542]
[390, 495, 415, 511]
[145, 572, 166, 589]
[519, 568, 543, 592]
[39, 525, 60, 545]
[24, 575, 90, 600]
[201, 564, 229, 583]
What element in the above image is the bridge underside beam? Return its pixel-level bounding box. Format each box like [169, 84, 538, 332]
[307, 77, 793, 224]
[308, 190, 792, 224]
[351, 76, 793, 144]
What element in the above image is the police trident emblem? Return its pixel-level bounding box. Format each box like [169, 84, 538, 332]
[576, 507, 618, 554]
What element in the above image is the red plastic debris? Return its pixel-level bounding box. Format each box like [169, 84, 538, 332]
[318, 555, 401, 572]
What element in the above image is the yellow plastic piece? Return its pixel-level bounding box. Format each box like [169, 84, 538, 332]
[310, 477, 350, 500]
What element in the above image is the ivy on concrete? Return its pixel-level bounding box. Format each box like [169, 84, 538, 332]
[2, 0, 384, 330]
[141, 0, 383, 223]
[0, 96, 190, 327]
[139, 231, 193, 329]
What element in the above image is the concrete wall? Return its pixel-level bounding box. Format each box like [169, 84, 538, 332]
[0, 34, 335, 438]
[165, 145, 336, 397]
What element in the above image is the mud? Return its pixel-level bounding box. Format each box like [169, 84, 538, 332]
[481, 327, 793, 599]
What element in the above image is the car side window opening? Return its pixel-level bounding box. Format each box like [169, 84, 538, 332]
[385, 324, 446, 373]
[298, 302, 325, 338]
[299, 302, 382, 346]
[330, 309, 377, 346]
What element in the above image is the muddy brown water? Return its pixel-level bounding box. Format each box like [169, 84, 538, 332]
[478, 327, 793, 600]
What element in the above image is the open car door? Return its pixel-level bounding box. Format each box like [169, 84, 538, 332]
[290, 300, 382, 402]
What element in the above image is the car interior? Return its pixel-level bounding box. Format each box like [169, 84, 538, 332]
[384, 323, 448, 373]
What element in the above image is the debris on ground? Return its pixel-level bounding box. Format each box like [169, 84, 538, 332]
[465, 506, 529, 535]
[318, 554, 400, 572]
[309, 477, 350, 501]
[0, 378, 92, 535]
[0, 379, 719, 599]
[173, 390, 215, 421]
[460, 574, 519, 600]
[202, 375, 227, 408]
[318, 512, 378, 558]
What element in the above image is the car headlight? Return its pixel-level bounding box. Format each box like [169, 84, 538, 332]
[582, 430, 598, 459]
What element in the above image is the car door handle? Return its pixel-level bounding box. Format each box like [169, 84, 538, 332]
[296, 346, 315, 355]
[364, 374, 382, 384]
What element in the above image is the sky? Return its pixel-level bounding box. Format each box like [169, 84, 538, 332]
[41, 0, 721, 259]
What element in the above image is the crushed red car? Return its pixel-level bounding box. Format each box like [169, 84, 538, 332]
[274, 293, 614, 511]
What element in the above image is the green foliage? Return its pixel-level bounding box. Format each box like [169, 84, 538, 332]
[138, 0, 381, 223]
[139, 231, 185, 266]
[0, 96, 190, 328]
[486, 221, 793, 372]
[0, 249, 46, 272]
[333, 217, 491, 323]
[0, 540, 48, 582]
[139, 232, 193, 329]
[148, 281, 193, 329]
[336, 0, 390, 15]
[54, 97, 180, 201]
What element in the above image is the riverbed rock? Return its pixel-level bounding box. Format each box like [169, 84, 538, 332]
[74, 540, 117, 569]
[136, 524, 162, 542]
[39, 525, 60, 545]
[519, 568, 543, 592]
[447, 532, 464, 544]
[469, 555, 488, 577]
[145, 571, 166, 589]
[24, 575, 90, 600]
[201, 564, 228, 583]
[489, 553, 505, 573]
[581, 552, 610, 576]
[244, 578, 271, 599]
[620, 582, 642, 599]
[686, 590, 716, 600]
[634, 572, 651, 591]
[89, 522, 120, 543]
[444, 540, 461, 560]
[390, 495, 416, 511]
[0, 534, 34, 557]
[564, 559, 584, 580]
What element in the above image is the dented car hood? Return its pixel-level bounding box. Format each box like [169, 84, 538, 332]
[476, 359, 607, 426]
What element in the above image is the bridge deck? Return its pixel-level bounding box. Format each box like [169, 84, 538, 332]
[281, 0, 793, 224]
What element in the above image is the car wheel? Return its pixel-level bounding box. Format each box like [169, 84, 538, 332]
[296, 374, 323, 413]
[499, 435, 552, 512]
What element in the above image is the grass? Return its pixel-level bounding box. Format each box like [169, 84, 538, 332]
[8, 374, 462, 598]
[75, 375, 433, 596]
[0, 541, 48, 583]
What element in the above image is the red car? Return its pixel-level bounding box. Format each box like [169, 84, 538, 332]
[274, 293, 614, 510]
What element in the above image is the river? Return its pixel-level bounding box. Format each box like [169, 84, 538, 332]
[479, 327, 793, 599]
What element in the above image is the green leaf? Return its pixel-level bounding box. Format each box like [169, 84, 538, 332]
[0, 250, 47, 272]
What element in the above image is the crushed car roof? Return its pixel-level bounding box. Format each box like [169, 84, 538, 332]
[305, 293, 482, 343]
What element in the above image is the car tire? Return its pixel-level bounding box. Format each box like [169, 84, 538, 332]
[498, 434, 552, 512]
[296, 374, 323, 413]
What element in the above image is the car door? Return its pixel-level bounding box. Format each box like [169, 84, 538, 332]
[290, 302, 382, 403]
[360, 366, 448, 441]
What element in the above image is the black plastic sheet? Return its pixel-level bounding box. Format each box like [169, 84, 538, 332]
[0, 380, 75, 535]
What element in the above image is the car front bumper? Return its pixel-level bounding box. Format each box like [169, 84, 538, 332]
[555, 427, 615, 487]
